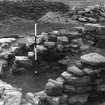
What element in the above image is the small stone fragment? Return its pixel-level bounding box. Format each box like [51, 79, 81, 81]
[61, 71, 72, 81]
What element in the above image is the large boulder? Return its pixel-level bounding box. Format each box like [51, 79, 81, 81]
[0, 80, 13, 89]
[80, 53, 105, 66]
[0, 80, 22, 105]
[44, 41, 56, 49]
[37, 45, 47, 54]
[3, 89, 22, 105]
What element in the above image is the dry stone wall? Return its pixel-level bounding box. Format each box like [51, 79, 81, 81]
[26, 53, 105, 105]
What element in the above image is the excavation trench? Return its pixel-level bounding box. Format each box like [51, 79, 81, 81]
[0, 25, 103, 105]
[0, 36, 67, 95]
[1, 64, 65, 95]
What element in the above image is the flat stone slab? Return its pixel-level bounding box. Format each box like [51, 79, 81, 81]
[15, 56, 29, 61]
[80, 53, 105, 66]
[0, 38, 16, 43]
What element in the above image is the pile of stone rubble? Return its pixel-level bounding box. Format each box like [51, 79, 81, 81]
[70, 4, 105, 23]
[39, 5, 105, 24]
[24, 52, 105, 105]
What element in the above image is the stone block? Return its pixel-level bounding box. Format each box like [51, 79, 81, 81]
[45, 79, 63, 96]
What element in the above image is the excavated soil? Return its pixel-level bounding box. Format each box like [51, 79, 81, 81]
[1, 68, 62, 95]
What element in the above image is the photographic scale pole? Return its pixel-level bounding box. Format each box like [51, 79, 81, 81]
[34, 23, 38, 74]
[34, 23, 37, 61]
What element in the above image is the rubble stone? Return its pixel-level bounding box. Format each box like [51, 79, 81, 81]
[0, 60, 7, 75]
[67, 66, 85, 76]
[44, 41, 56, 49]
[68, 94, 89, 105]
[59, 94, 68, 105]
[57, 36, 69, 43]
[56, 77, 65, 85]
[3, 89, 22, 105]
[96, 84, 105, 92]
[39, 96, 59, 105]
[61, 71, 72, 81]
[56, 44, 64, 52]
[11, 64, 26, 73]
[0, 38, 16, 44]
[45, 79, 63, 96]
[14, 43, 28, 56]
[83, 68, 95, 75]
[74, 61, 84, 69]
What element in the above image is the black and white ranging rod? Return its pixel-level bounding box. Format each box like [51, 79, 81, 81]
[34, 23, 37, 61]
